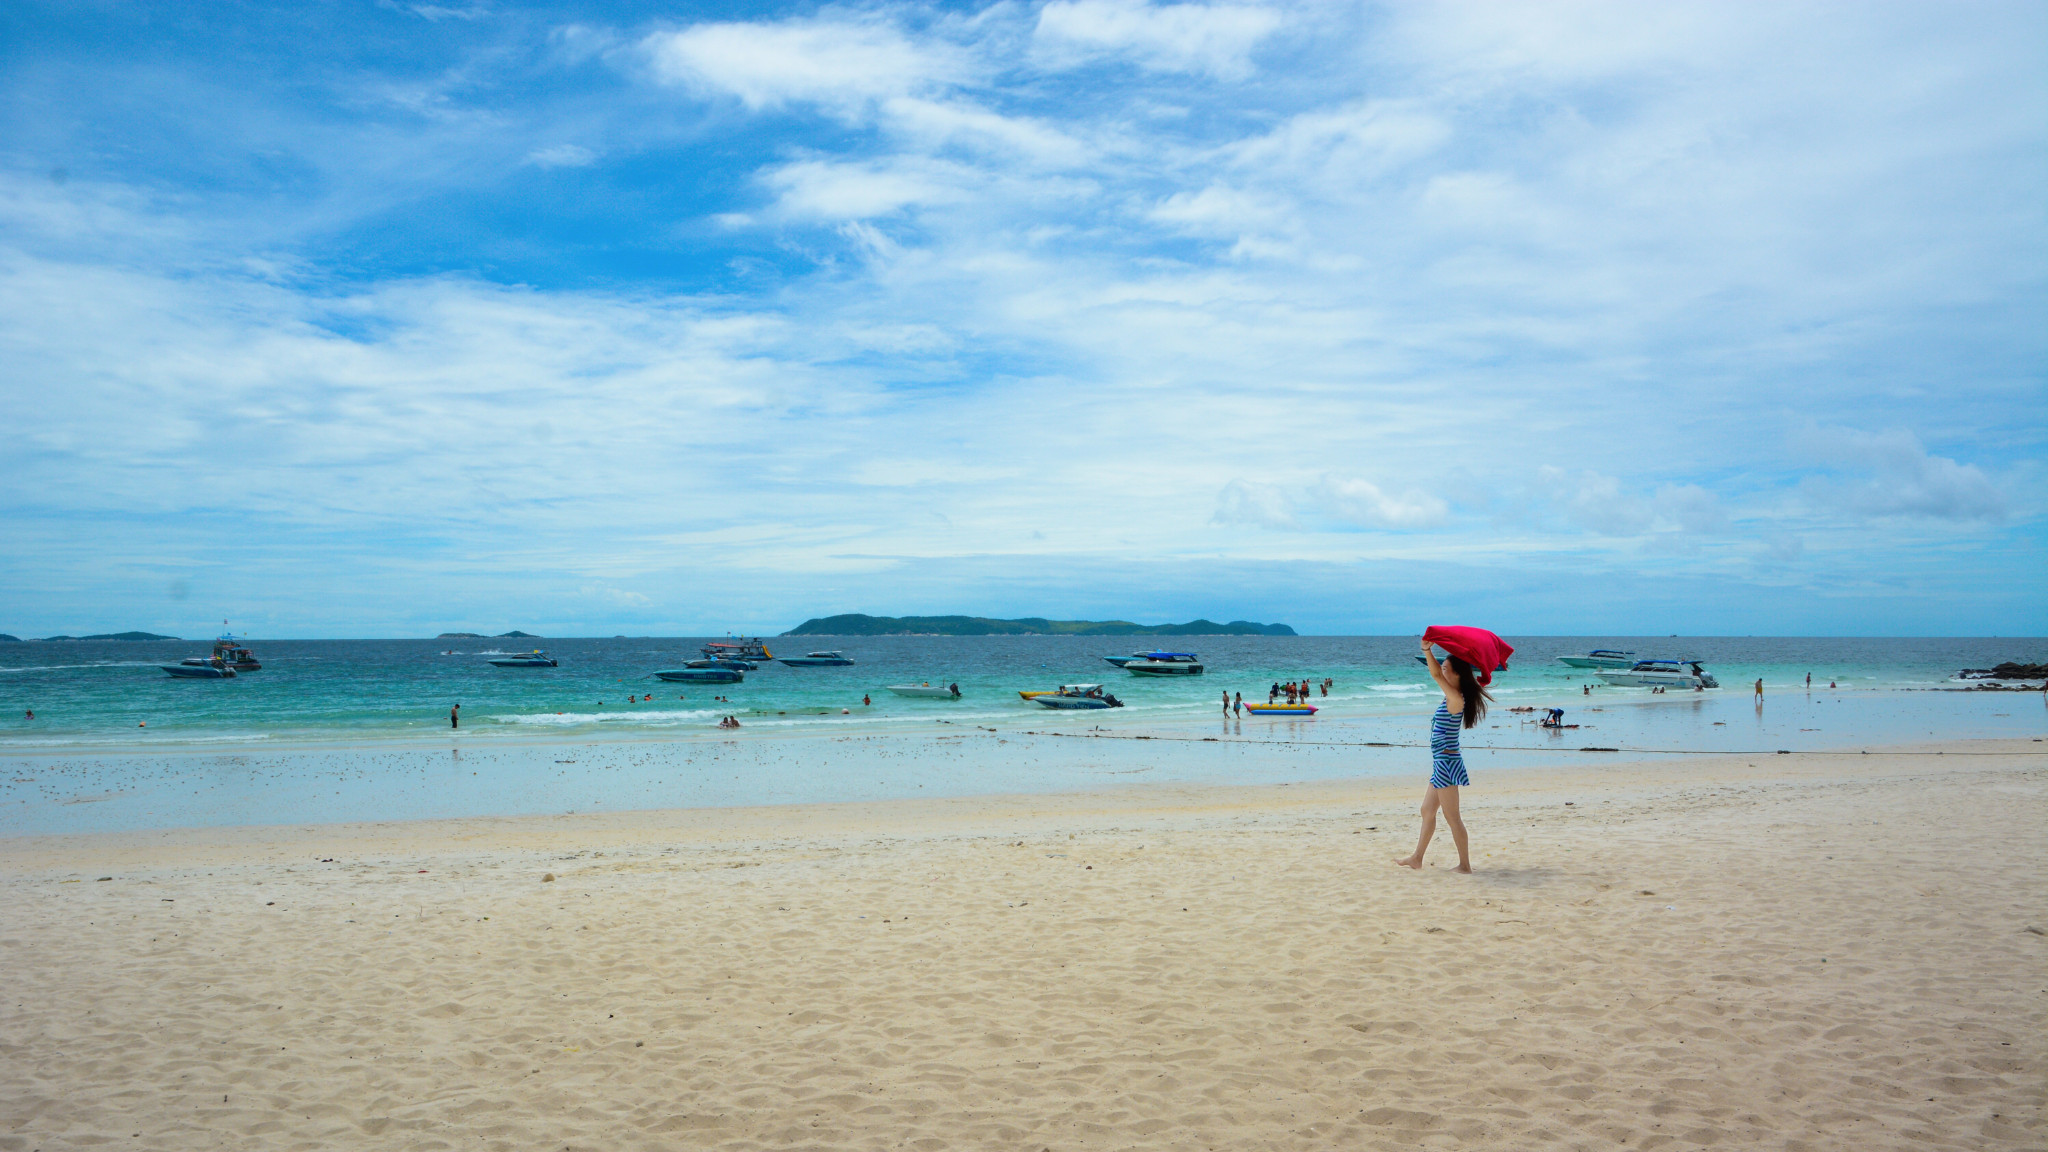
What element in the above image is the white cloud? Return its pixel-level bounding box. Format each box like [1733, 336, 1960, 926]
[641, 18, 970, 114]
[526, 144, 598, 168]
[763, 159, 966, 220]
[1211, 479, 1298, 529]
[1654, 484, 1727, 534]
[1034, 0, 1282, 79]
[1805, 428, 2007, 522]
[880, 98, 1091, 168]
[1538, 471, 1727, 536]
[1317, 477, 1449, 530]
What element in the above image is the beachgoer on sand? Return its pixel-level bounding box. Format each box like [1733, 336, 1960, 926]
[1398, 627, 1512, 874]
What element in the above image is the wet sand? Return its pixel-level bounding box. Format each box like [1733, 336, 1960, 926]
[2, 739, 2042, 1150]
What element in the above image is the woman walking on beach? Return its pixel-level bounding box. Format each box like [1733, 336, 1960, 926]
[1397, 628, 1510, 874]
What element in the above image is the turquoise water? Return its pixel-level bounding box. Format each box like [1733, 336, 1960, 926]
[2, 634, 2041, 748]
[3, 635, 2043, 835]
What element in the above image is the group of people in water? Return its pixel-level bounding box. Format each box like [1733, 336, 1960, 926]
[1268, 678, 1331, 704]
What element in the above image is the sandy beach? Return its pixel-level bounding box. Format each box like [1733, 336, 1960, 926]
[2, 739, 2042, 1150]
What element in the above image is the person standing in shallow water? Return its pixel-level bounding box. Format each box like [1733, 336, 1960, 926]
[450, 703, 459, 729]
[1396, 638, 1489, 873]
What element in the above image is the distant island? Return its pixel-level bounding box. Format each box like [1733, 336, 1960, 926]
[0, 634, 18, 642]
[437, 630, 541, 639]
[31, 631, 180, 642]
[784, 614, 1296, 637]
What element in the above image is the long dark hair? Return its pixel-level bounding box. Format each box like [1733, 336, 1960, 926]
[1446, 655, 1490, 729]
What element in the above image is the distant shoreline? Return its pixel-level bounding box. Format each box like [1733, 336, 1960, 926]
[783, 614, 1297, 637]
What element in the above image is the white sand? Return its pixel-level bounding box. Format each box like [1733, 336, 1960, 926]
[2, 740, 2042, 1150]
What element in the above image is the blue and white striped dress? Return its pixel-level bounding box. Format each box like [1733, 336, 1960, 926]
[1430, 701, 1469, 789]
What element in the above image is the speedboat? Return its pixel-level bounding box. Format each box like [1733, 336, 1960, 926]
[1555, 649, 1637, 669]
[655, 667, 744, 683]
[888, 683, 961, 698]
[162, 657, 235, 678]
[1121, 651, 1204, 675]
[1245, 702, 1315, 716]
[704, 638, 774, 662]
[489, 650, 558, 667]
[684, 656, 756, 671]
[1596, 659, 1719, 689]
[779, 651, 855, 667]
[1032, 684, 1123, 710]
[1101, 652, 1146, 668]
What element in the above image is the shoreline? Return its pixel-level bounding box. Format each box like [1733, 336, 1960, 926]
[5, 735, 2041, 863]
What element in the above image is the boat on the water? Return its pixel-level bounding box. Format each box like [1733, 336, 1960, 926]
[1032, 684, 1123, 710]
[488, 650, 559, 667]
[887, 683, 961, 698]
[684, 656, 757, 671]
[162, 657, 235, 678]
[186, 631, 260, 671]
[779, 651, 855, 667]
[654, 667, 744, 683]
[704, 638, 774, 662]
[1596, 659, 1718, 689]
[1121, 651, 1204, 675]
[1101, 652, 1146, 668]
[1245, 702, 1315, 716]
[1555, 649, 1637, 669]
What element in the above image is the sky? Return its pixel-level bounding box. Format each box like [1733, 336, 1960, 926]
[2, 0, 2043, 638]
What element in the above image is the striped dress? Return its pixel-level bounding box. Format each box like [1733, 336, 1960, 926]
[1430, 701, 1469, 789]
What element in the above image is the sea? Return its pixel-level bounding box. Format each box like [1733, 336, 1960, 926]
[3, 635, 2042, 835]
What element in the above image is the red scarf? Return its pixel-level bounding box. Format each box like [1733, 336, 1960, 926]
[1423, 626, 1514, 686]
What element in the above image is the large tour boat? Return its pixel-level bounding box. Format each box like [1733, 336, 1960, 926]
[1120, 651, 1204, 675]
[1596, 659, 1719, 689]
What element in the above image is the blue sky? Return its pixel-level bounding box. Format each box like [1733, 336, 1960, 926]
[2, 0, 2043, 638]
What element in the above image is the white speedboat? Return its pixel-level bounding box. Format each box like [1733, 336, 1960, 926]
[1596, 660, 1718, 689]
[1121, 651, 1204, 675]
[1555, 649, 1637, 669]
[887, 682, 960, 698]
[1032, 684, 1124, 709]
[488, 650, 558, 667]
[655, 666, 743, 683]
[779, 651, 855, 667]
[1101, 652, 1148, 668]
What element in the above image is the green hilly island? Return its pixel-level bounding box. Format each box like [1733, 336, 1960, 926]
[783, 614, 1295, 637]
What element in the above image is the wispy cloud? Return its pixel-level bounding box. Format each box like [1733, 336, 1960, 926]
[1033, 0, 1283, 79]
[641, 16, 972, 114]
[526, 143, 597, 168]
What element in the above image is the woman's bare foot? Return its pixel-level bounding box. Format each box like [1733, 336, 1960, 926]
[1393, 855, 1423, 869]
[1453, 863, 1472, 874]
